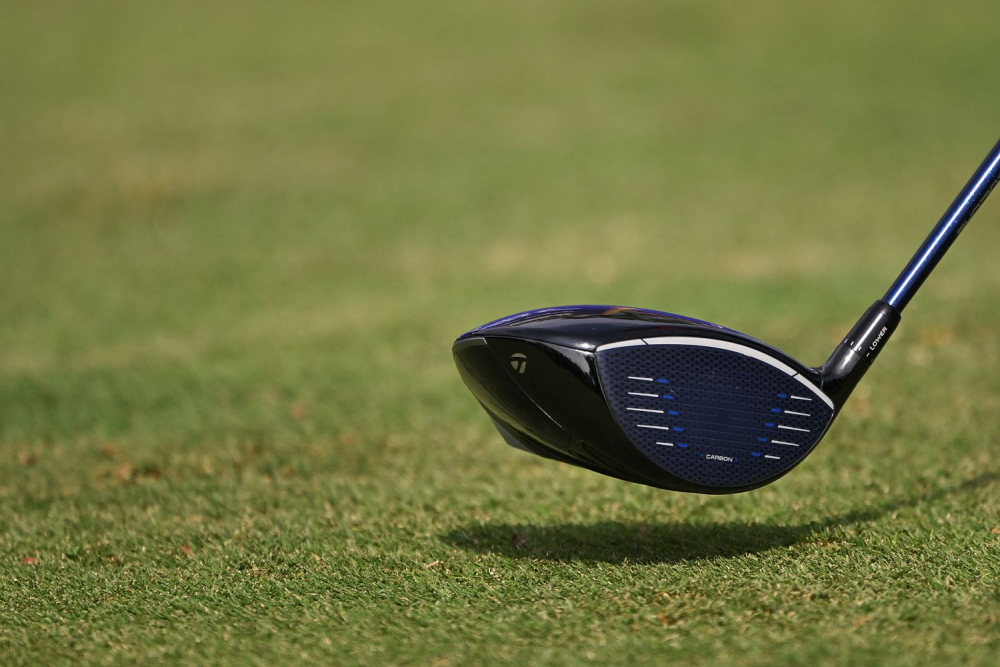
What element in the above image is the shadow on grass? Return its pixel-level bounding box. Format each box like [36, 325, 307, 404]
[441, 472, 1000, 564]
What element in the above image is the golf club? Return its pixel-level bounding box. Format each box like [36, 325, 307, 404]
[453, 137, 1000, 493]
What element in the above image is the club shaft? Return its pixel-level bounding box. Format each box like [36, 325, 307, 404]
[883, 137, 1000, 311]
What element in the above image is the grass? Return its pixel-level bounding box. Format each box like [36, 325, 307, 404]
[2, 0, 1000, 664]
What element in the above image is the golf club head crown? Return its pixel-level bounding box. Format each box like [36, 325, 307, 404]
[453, 306, 836, 493]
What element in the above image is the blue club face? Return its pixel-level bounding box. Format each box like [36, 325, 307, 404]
[596, 337, 835, 488]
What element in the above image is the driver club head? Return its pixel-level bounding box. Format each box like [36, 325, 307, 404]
[453, 306, 841, 494]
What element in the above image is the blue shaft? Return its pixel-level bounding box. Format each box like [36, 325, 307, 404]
[883, 137, 1000, 311]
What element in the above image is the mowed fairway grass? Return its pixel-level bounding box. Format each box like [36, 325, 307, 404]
[2, 1, 1000, 664]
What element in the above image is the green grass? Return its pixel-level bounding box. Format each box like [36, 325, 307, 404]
[2, 1, 1000, 663]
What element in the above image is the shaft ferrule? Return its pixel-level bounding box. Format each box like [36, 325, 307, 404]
[820, 300, 901, 409]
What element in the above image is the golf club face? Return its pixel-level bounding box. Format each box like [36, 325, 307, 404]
[453, 306, 836, 494]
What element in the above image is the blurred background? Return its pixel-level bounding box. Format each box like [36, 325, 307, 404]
[2, 1, 999, 662]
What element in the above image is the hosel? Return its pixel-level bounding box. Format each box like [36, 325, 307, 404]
[819, 300, 901, 410]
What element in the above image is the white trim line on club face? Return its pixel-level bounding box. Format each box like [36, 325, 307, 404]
[764, 454, 780, 460]
[602, 340, 646, 351]
[655, 441, 674, 447]
[784, 410, 811, 417]
[791, 395, 812, 401]
[637, 424, 671, 431]
[641, 335, 800, 373]
[778, 424, 810, 432]
[770, 440, 800, 447]
[628, 391, 658, 398]
[628, 376, 653, 382]
[596, 336, 834, 410]
[627, 407, 663, 414]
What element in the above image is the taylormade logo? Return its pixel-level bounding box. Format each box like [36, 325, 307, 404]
[869, 326, 888, 353]
[705, 454, 734, 463]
